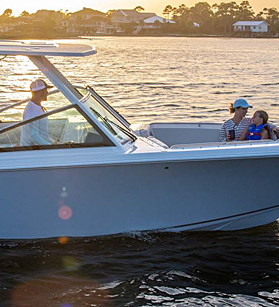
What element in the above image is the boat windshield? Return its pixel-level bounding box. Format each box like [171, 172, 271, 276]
[0, 89, 71, 123]
[80, 91, 136, 144]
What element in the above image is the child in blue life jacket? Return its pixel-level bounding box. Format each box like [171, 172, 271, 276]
[239, 110, 269, 141]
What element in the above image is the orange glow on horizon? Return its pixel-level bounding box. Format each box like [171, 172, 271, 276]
[0, 0, 277, 17]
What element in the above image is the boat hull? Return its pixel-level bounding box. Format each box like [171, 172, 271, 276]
[0, 157, 278, 238]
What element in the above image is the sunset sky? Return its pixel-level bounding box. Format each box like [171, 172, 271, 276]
[0, 0, 278, 16]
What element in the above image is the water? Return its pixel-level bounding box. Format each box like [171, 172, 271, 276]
[1, 37, 279, 123]
[1, 37, 279, 306]
[1, 227, 279, 306]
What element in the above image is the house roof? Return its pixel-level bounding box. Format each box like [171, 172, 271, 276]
[143, 16, 175, 24]
[140, 13, 157, 18]
[119, 10, 140, 17]
[233, 21, 268, 26]
[116, 10, 156, 19]
[33, 10, 62, 17]
[35, 9, 58, 14]
[71, 8, 106, 17]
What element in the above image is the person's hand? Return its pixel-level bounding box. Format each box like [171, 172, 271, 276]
[226, 132, 230, 141]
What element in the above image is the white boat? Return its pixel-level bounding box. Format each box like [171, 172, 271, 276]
[0, 41, 278, 239]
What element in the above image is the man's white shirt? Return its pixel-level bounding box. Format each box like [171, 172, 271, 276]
[20, 100, 53, 146]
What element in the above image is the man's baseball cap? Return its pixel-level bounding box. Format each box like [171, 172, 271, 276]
[30, 79, 53, 92]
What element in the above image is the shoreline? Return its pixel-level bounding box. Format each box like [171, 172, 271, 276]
[0, 33, 278, 40]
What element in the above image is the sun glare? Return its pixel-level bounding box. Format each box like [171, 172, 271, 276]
[0, 0, 277, 17]
[0, 55, 40, 104]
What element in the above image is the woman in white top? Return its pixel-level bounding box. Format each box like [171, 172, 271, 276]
[219, 98, 253, 142]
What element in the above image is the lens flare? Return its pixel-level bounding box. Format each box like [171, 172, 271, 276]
[62, 256, 80, 271]
[58, 236, 69, 244]
[58, 187, 72, 221]
[61, 187, 68, 198]
[12, 275, 109, 306]
[58, 206, 73, 220]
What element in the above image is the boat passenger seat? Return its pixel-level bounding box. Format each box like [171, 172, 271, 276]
[268, 125, 278, 141]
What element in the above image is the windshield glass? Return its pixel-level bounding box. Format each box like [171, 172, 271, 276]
[0, 105, 114, 151]
[0, 90, 71, 123]
[81, 91, 135, 144]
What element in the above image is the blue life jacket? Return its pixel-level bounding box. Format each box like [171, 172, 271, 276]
[246, 124, 268, 140]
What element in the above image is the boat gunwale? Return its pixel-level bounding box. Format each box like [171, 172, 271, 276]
[0, 142, 279, 172]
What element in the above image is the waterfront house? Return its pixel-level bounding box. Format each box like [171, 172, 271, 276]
[29, 10, 65, 35]
[63, 8, 108, 35]
[143, 16, 175, 29]
[111, 9, 156, 25]
[137, 16, 175, 34]
[33, 10, 63, 23]
[233, 21, 269, 33]
[110, 9, 161, 34]
[0, 21, 19, 33]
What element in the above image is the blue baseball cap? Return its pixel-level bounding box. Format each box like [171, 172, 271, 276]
[233, 98, 252, 109]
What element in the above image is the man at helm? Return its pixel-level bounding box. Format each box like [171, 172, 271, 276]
[20, 79, 54, 146]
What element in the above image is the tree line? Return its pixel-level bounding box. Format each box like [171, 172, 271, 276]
[162, 1, 279, 35]
[0, 2, 278, 37]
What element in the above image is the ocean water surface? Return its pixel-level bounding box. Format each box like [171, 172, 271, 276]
[0, 37, 279, 306]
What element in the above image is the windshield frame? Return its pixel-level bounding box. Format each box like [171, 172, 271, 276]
[80, 90, 137, 145]
[0, 85, 136, 148]
[0, 104, 115, 148]
[86, 85, 130, 128]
